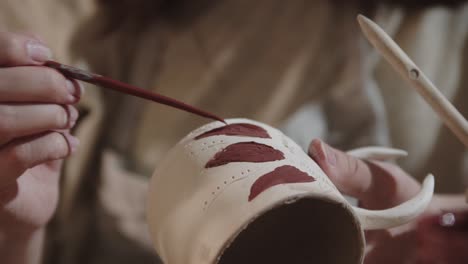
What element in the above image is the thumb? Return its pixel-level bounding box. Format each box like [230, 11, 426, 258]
[308, 139, 421, 209]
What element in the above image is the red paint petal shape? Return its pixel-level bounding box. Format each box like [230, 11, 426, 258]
[195, 123, 270, 140]
[249, 165, 315, 201]
[205, 142, 284, 168]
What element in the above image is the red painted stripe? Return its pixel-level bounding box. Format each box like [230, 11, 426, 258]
[249, 165, 315, 201]
[205, 142, 284, 168]
[195, 123, 270, 140]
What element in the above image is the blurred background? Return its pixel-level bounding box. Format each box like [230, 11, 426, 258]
[0, 0, 466, 263]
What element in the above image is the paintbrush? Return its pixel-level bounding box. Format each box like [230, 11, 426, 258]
[357, 14, 468, 147]
[44, 60, 226, 124]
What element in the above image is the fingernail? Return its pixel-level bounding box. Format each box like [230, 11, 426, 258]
[308, 140, 321, 161]
[77, 82, 85, 97]
[321, 142, 337, 166]
[66, 80, 80, 102]
[68, 136, 80, 154]
[418, 211, 468, 235]
[69, 107, 79, 127]
[309, 140, 337, 167]
[439, 211, 468, 231]
[27, 40, 52, 63]
[439, 212, 457, 227]
[30, 34, 46, 44]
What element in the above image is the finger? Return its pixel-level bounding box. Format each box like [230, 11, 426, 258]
[0, 31, 52, 66]
[309, 139, 372, 199]
[364, 229, 417, 264]
[0, 104, 78, 145]
[416, 212, 468, 264]
[308, 139, 421, 209]
[0, 66, 82, 103]
[0, 132, 79, 189]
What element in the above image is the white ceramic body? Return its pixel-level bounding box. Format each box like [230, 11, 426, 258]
[147, 118, 434, 264]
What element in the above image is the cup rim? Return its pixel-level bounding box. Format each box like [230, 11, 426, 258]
[215, 193, 365, 264]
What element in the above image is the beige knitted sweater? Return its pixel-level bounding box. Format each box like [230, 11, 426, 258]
[0, 0, 467, 263]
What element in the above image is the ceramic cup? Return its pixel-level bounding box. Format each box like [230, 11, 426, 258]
[147, 118, 434, 264]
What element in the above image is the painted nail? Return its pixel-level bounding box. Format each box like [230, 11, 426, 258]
[26, 40, 52, 63]
[418, 211, 468, 235]
[439, 212, 456, 227]
[439, 211, 468, 231]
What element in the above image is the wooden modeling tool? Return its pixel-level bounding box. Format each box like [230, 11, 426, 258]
[45, 61, 226, 124]
[357, 14, 468, 147]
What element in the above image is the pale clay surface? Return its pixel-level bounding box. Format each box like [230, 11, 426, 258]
[147, 118, 434, 264]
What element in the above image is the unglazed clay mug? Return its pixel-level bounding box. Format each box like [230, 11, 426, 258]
[147, 118, 434, 264]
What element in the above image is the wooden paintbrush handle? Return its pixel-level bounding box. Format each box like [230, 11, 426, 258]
[45, 61, 226, 124]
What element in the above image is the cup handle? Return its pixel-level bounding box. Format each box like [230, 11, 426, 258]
[350, 174, 434, 230]
[347, 146, 408, 161]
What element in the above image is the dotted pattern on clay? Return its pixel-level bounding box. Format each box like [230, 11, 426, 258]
[184, 139, 228, 172]
[202, 172, 250, 211]
[295, 153, 339, 194]
[193, 122, 319, 210]
[281, 135, 299, 156]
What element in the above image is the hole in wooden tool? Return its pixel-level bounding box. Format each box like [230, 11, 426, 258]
[409, 69, 419, 80]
